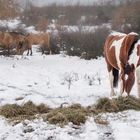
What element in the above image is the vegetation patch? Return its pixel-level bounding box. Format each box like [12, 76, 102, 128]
[0, 96, 140, 126]
[0, 101, 51, 119]
[44, 103, 87, 126]
[94, 96, 140, 113]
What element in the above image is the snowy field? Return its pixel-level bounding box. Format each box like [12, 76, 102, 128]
[0, 47, 140, 139]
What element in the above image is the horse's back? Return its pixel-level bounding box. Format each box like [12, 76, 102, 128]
[28, 33, 50, 46]
[104, 32, 139, 70]
[104, 33, 127, 69]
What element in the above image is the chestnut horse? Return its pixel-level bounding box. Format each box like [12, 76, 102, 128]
[104, 32, 140, 97]
[23, 32, 51, 55]
[0, 31, 25, 55]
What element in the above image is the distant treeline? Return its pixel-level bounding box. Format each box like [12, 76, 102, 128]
[0, 0, 139, 59]
[0, 0, 139, 33]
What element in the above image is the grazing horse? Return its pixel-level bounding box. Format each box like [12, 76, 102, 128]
[0, 31, 25, 55]
[104, 32, 140, 97]
[23, 32, 51, 55]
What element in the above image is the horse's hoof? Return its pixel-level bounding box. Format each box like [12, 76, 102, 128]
[122, 92, 128, 97]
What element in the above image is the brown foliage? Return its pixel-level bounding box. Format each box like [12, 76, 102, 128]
[0, 0, 20, 19]
[112, 1, 140, 33]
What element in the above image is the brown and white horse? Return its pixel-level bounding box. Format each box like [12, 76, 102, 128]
[104, 32, 140, 97]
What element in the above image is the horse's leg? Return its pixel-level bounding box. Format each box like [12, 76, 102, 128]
[29, 44, 32, 56]
[42, 47, 44, 55]
[41, 45, 44, 55]
[105, 56, 118, 96]
[109, 68, 119, 96]
[125, 72, 135, 96]
[119, 73, 125, 95]
[136, 66, 140, 97]
[27, 49, 29, 55]
[27, 45, 31, 56]
[7, 46, 10, 56]
[49, 48, 52, 55]
[119, 68, 124, 95]
[109, 70, 115, 96]
[30, 48, 32, 55]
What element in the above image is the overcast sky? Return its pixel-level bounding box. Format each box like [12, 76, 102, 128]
[33, 0, 99, 5]
[20, 0, 100, 7]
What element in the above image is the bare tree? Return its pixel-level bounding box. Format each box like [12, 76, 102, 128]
[112, 1, 140, 33]
[0, 0, 20, 19]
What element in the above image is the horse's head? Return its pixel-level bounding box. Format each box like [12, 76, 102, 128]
[124, 63, 135, 94]
[125, 39, 140, 96]
[16, 34, 28, 55]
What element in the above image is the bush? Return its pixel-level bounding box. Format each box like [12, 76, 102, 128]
[61, 26, 110, 59]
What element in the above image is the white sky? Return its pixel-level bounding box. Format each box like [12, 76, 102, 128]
[21, 0, 100, 6]
[33, 0, 98, 5]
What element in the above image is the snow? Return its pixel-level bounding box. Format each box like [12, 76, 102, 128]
[25, 26, 39, 34]
[60, 24, 111, 33]
[0, 19, 140, 139]
[0, 50, 109, 107]
[0, 19, 21, 31]
[110, 31, 126, 36]
[0, 49, 140, 139]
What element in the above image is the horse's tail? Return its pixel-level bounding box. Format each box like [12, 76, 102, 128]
[113, 68, 119, 87]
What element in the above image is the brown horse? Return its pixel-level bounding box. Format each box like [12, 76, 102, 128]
[0, 31, 25, 55]
[104, 32, 140, 97]
[23, 32, 51, 55]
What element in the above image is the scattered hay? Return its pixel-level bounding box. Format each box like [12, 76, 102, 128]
[94, 96, 140, 113]
[37, 103, 51, 114]
[45, 104, 87, 126]
[95, 97, 119, 113]
[0, 104, 24, 118]
[48, 112, 68, 126]
[94, 116, 109, 125]
[65, 109, 86, 125]
[22, 101, 38, 116]
[116, 96, 140, 111]
[0, 96, 140, 126]
[0, 101, 51, 119]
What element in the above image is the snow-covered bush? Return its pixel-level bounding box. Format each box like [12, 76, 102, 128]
[61, 72, 79, 89]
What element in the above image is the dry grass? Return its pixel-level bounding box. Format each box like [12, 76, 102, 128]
[0, 96, 140, 126]
[44, 104, 87, 126]
[93, 96, 140, 113]
[0, 101, 51, 119]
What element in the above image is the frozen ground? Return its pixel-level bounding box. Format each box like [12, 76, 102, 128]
[0, 47, 140, 139]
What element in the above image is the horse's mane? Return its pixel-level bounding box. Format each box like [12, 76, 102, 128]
[128, 35, 139, 57]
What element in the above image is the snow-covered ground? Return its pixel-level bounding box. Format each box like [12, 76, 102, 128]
[0, 47, 140, 139]
[0, 48, 109, 107]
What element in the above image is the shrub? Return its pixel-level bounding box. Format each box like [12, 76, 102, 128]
[61, 26, 110, 59]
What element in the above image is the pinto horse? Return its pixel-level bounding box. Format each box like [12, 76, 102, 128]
[104, 32, 140, 97]
[23, 33, 51, 55]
